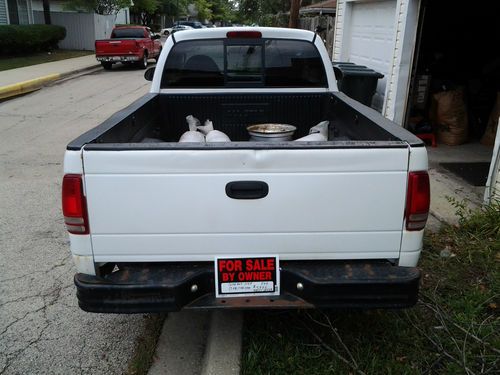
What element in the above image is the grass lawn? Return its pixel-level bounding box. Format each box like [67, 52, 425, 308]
[242, 201, 500, 375]
[0, 50, 93, 71]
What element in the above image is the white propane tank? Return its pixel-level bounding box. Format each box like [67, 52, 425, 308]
[197, 119, 215, 135]
[186, 115, 201, 131]
[309, 120, 329, 137]
[179, 131, 206, 143]
[206, 130, 231, 142]
[294, 133, 327, 142]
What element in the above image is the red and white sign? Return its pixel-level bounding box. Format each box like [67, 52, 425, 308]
[215, 255, 280, 298]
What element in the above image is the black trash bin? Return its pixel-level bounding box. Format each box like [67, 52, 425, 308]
[332, 62, 384, 106]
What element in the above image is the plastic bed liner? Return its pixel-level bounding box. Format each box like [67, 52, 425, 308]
[67, 92, 423, 151]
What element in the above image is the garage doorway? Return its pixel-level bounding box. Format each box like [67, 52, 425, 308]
[406, 0, 499, 193]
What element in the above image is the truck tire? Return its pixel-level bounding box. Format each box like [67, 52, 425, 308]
[138, 52, 148, 69]
[101, 62, 112, 70]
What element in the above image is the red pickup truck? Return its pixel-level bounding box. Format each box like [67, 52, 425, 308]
[95, 26, 162, 70]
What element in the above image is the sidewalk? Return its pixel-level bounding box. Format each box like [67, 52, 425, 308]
[428, 167, 482, 227]
[0, 55, 100, 99]
[427, 143, 491, 228]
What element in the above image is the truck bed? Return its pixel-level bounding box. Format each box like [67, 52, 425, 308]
[67, 91, 424, 263]
[67, 92, 422, 150]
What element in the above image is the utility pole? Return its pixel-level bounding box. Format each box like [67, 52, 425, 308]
[42, 0, 51, 24]
[288, 0, 301, 28]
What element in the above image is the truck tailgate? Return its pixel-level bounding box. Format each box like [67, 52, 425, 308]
[95, 40, 139, 56]
[82, 147, 409, 262]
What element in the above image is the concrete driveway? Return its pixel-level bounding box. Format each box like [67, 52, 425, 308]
[0, 66, 151, 374]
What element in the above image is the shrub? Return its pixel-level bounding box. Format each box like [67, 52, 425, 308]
[150, 24, 161, 32]
[0, 24, 66, 55]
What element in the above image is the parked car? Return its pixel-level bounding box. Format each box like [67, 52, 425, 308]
[175, 20, 205, 29]
[95, 26, 162, 70]
[160, 27, 173, 37]
[65, 27, 429, 313]
[171, 25, 194, 33]
[161, 25, 194, 37]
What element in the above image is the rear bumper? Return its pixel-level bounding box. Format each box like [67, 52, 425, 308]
[75, 261, 420, 313]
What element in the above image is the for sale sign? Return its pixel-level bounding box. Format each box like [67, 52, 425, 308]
[215, 255, 280, 298]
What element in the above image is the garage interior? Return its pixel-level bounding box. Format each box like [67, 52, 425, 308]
[407, 0, 499, 194]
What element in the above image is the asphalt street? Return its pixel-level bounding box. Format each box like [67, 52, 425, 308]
[0, 65, 151, 374]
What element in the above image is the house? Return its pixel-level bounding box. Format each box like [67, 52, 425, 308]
[1, 0, 34, 24]
[1, 0, 129, 25]
[0, 0, 130, 50]
[332, 0, 500, 202]
[300, 0, 336, 15]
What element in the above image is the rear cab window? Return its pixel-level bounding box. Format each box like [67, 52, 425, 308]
[112, 28, 146, 39]
[161, 38, 327, 88]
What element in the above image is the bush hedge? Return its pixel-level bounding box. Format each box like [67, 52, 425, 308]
[0, 25, 66, 55]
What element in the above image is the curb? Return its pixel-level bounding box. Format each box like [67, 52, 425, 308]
[0, 74, 60, 99]
[429, 208, 449, 226]
[0, 64, 100, 100]
[58, 64, 102, 81]
[201, 311, 242, 375]
[148, 310, 242, 375]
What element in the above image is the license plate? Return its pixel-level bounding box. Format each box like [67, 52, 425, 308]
[215, 256, 280, 298]
[112, 56, 121, 61]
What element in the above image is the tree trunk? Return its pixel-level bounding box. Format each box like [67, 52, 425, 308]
[288, 0, 301, 29]
[42, 0, 51, 24]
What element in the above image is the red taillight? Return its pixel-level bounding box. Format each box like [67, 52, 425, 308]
[62, 174, 89, 234]
[405, 171, 430, 231]
[226, 31, 262, 39]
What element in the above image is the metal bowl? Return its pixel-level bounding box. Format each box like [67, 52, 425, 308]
[247, 123, 297, 142]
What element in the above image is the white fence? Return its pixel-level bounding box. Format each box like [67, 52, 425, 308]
[34, 12, 116, 50]
[0, 0, 7, 24]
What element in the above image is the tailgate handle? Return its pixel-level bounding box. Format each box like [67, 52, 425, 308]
[225, 181, 269, 200]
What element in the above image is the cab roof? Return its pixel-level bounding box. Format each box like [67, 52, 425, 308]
[172, 27, 316, 43]
[113, 25, 149, 29]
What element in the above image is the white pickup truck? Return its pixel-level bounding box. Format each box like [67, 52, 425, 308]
[63, 27, 430, 313]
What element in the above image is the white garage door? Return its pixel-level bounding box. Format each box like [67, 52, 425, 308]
[347, 0, 396, 111]
[333, 0, 420, 125]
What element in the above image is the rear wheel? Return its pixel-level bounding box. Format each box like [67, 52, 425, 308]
[138, 52, 148, 69]
[101, 61, 112, 70]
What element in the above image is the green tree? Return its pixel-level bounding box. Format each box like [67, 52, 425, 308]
[237, 0, 317, 26]
[159, 0, 188, 20]
[238, 0, 289, 25]
[193, 0, 212, 21]
[210, 0, 234, 23]
[131, 0, 160, 24]
[64, 0, 131, 14]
